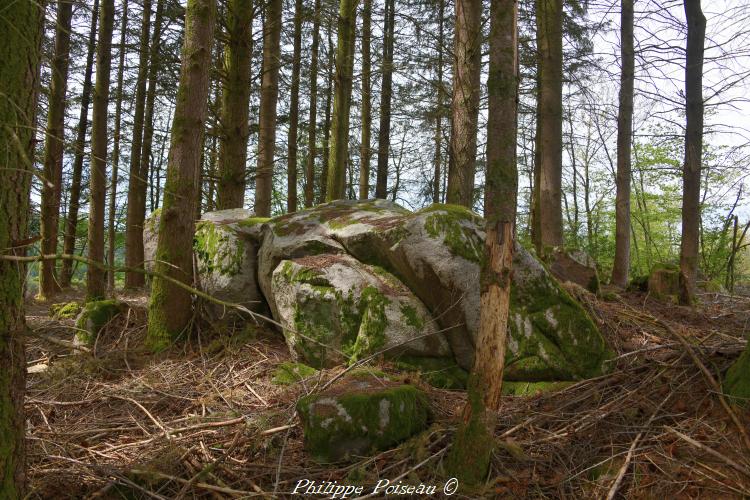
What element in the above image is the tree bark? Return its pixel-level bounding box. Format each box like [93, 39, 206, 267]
[0, 0, 42, 494]
[432, 0, 445, 204]
[611, 0, 634, 287]
[108, 0, 129, 292]
[447, 0, 518, 484]
[304, 0, 322, 207]
[254, 0, 282, 217]
[287, 0, 303, 212]
[216, 0, 252, 209]
[374, 0, 394, 199]
[679, 0, 706, 305]
[535, 0, 564, 253]
[326, 0, 359, 201]
[319, 19, 334, 204]
[124, 0, 153, 288]
[87, 0, 116, 300]
[61, 0, 99, 287]
[147, 0, 216, 351]
[445, 0, 482, 207]
[359, 0, 372, 199]
[40, 0, 74, 299]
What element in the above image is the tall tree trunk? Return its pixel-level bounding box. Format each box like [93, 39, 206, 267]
[216, 0, 252, 209]
[254, 0, 282, 217]
[108, 0, 129, 292]
[61, 0, 100, 287]
[319, 19, 334, 204]
[374, 0, 395, 199]
[446, 0, 482, 207]
[0, 0, 42, 493]
[611, 0, 634, 287]
[287, 0, 303, 212]
[432, 0, 445, 204]
[87, 0, 116, 300]
[326, 0, 359, 201]
[447, 0, 518, 484]
[535, 0, 563, 253]
[39, 0, 74, 299]
[147, 0, 216, 351]
[304, 0, 322, 207]
[124, 0, 153, 288]
[679, 0, 706, 305]
[359, 0, 372, 199]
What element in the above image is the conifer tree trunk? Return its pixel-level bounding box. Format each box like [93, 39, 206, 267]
[0, 0, 42, 493]
[679, 0, 706, 305]
[432, 0, 445, 204]
[447, 0, 518, 484]
[535, 0, 563, 252]
[40, 0, 74, 299]
[304, 0, 322, 207]
[216, 0, 252, 209]
[359, 0, 372, 199]
[108, 0, 129, 292]
[611, 0, 634, 287]
[287, 0, 303, 212]
[254, 0, 282, 216]
[87, 0, 116, 300]
[446, 0, 482, 207]
[61, 0, 99, 287]
[325, 0, 359, 201]
[124, 0, 153, 288]
[374, 0, 395, 199]
[319, 20, 334, 204]
[147, 0, 216, 351]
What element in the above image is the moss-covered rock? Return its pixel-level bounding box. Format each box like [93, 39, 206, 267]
[723, 348, 750, 406]
[74, 299, 128, 345]
[271, 254, 450, 367]
[502, 380, 575, 396]
[272, 362, 319, 385]
[648, 264, 680, 300]
[50, 301, 82, 320]
[297, 378, 430, 462]
[392, 356, 468, 389]
[548, 248, 600, 294]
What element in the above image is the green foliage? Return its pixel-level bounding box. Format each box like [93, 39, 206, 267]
[272, 362, 319, 385]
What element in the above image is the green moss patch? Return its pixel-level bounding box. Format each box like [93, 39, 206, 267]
[272, 362, 319, 385]
[75, 299, 128, 345]
[724, 348, 750, 406]
[419, 204, 483, 263]
[393, 356, 468, 390]
[194, 222, 244, 276]
[502, 380, 575, 396]
[50, 301, 82, 319]
[297, 382, 430, 462]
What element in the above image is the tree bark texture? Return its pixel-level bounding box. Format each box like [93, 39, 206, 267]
[359, 0, 372, 200]
[374, 0, 394, 199]
[319, 20, 334, 204]
[287, 0, 303, 212]
[432, 0, 445, 204]
[304, 0, 322, 207]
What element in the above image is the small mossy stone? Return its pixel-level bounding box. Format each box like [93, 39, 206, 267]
[724, 348, 750, 406]
[50, 301, 82, 319]
[648, 266, 681, 300]
[74, 299, 127, 345]
[297, 380, 430, 462]
[393, 356, 468, 390]
[502, 380, 575, 396]
[272, 362, 319, 385]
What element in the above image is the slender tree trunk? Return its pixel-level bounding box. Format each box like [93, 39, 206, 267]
[108, 0, 129, 292]
[359, 0, 372, 199]
[679, 0, 706, 305]
[287, 0, 303, 212]
[319, 20, 334, 204]
[216, 0, 252, 209]
[374, 0, 394, 198]
[87, 0, 116, 300]
[147, 0, 216, 351]
[40, 0, 74, 299]
[611, 0, 634, 287]
[254, 0, 282, 216]
[304, 0, 322, 207]
[447, 0, 518, 484]
[446, 0, 482, 207]
[326, 0, 359, 201]
[124, 0, 153, 288]
[61, 0, 99, 287]
[535, 0, 564, 253]
[531, 102, 541, 250]
[0, 0, 42, 493]
[432, 0, 445, 204]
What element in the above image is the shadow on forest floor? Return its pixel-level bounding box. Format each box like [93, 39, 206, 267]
[22, 285, 750, 498]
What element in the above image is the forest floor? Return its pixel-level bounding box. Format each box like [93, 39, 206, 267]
[21, 285, 750, 499]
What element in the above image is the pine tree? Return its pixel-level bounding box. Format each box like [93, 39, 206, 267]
[304, 0, 322, 207]
[287, 0, 303, 212]
[359, 0, 372, 199]
[374, 0, 394, 199]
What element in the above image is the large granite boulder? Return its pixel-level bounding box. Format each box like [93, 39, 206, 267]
[144, 208, 268, 314]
